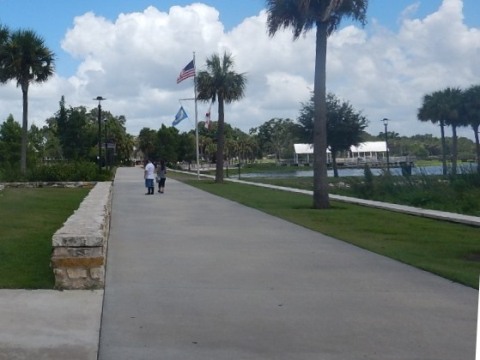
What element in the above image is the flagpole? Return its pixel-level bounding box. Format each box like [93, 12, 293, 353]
[193, 52, 200, 180]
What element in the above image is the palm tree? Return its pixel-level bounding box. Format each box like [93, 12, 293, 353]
[463, 85, 480, 173]
[441, 87, 464, 175]
[418, 91, 448, 175]
[418, 88, 463, 175]
[0, 24, 9, 47]
[196, 52, 246, 183]
[266, 0, 368, 209]
[0, 29, 55, 173]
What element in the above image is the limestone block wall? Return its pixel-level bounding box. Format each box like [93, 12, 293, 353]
[2, 181, 95, 189]
[51, 182, 112, 290]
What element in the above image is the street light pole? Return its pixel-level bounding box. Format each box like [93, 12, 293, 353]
[104, 118, 108, 170]
[94, 96, 106, 171]
[382, 118, 390, 172]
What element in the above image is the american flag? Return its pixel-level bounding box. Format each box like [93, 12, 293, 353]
[176, 60, 195, 84]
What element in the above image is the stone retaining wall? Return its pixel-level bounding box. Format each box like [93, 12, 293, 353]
[51, 182, 113, 290]
[1, 181, 96, 189]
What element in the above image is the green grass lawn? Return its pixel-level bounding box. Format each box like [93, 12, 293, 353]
[0, 187, 90, 289]
[171, 171, 480, 289]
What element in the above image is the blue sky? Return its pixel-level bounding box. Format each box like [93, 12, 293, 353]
[1, 0, 478, 77]
[2, 0, 266, 76]
[0, 1, 479, 138]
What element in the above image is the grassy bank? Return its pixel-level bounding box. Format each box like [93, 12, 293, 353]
[0, 187, 90, 288]
[171, 171, 480, 288]
[237, 169, 480, 216]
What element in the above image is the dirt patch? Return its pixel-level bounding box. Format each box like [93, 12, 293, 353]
[464, 252, 480, 262]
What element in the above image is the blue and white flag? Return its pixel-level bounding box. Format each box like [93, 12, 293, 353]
[172, 106, 188, 126]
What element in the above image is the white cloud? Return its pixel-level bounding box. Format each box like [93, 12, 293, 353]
[0, 0, 479, 141]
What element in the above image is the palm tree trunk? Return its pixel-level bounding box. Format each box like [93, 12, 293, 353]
[440, 121, 447, 176]
[20, 84, 28, 174]
[451, 125, 458, 175]
[474, 125, 480, 174]
[215, 96, 225, 183]
[332, 152, 339, 178]
[313, 21, 330, 209]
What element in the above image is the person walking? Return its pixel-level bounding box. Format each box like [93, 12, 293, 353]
[156, 160, 167, 194]
[144, 159, 155, 195]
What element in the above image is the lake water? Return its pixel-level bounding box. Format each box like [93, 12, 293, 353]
[239, 165, 455, 178]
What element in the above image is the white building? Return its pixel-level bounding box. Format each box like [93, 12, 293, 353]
[349, 141, 388, 160]
[293, 141, 388, 164]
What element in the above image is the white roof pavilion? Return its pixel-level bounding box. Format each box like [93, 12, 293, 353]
[294, 142, 386, 155]
[350, 141, 387, 154]
[294, 143, 314, 155]
[293, 141, 387, 163]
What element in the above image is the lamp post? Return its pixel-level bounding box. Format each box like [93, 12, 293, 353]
[382, 118, 390, 172]
[94, 96, 106, 171]
[104, 117, 108, 170]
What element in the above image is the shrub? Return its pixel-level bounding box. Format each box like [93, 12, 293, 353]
[0, 162, 25, 182]
[26, 162, 113, 182]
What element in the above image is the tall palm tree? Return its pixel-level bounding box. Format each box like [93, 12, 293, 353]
[441, 87, 464, 175]
[418, 88, 463, 175]
[0, 24, 9, 48]
[0, 29, 55, 173]
[265, 0, 368, 209]
[418, 91, 448, 175]
[463, 85, 480, 173]
[196, 52, 246, 183]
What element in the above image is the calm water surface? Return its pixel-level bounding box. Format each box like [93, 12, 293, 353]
[240, 165, 449, 178]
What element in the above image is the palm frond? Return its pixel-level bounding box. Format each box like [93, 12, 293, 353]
[266, 0, 368, 38]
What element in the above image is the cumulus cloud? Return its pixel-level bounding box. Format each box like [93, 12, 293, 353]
[1, 0, 479, 140]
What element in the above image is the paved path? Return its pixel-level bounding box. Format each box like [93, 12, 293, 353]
[98, 167, 477, 360]
[0, 290, 103, 360]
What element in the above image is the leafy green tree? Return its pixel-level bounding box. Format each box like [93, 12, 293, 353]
[0, 28, 55, 173]
[235, 131, 257, 164]
[408, 143, 429, 159]
[266, 0, 368, 209]
[105, 115, 134, 166]
[463, 85, 480, 172]
[298, 93, 368, 177]
[56, 96, 68, 155]
[65, 107, 95, 160]
[456, 137, 475, 162]
[198, 134, 215, 163]
[196, 52, 247, 183]
[28, 124, 47, 165]
[410, 134, 443, 158]
[157, 124, 180, 163]
[250, 118, 301, 162]
[45, 98, 132, 166]
[297, 97, 315, 143]
[50, 97, 98, 162]
[326, 94, 367, 177]
[224, 137, 237, 167]
[137, 128, 157, 160]
[177, 132, 196, 164]
[39, 122, 63, 161]
[0, 114, 21, 171]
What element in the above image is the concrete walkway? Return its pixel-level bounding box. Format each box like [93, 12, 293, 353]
[0, 289, 103, 360]
[98, 167, 477, 360]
